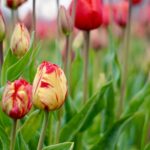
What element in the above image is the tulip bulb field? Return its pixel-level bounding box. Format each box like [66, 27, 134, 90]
[0, 0, 150, 149]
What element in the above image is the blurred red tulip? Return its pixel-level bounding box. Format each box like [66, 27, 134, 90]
[125, 0, 142, 5]
[91, 29, 108, 51]
[102, 4, 110, 27]
[132, 0, 142, 4]
[22, 11, 32, 31]
[113, 1, 129, 28]
[61, 46, 75, 63]
[69, 0, 103, 31]
[6, 0, 27, 9]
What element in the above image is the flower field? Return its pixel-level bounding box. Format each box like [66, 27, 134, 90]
[0, 0, 150, 150]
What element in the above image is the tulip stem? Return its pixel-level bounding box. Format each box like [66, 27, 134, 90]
[64, 36, 70, 76]
[55, 109, 62, 143]
[56, 0, 59, 11]
[37, 111, 49, 150]
[83, 31, 90, 104]
[119, 0, 132, 116]
[33, 0, 36, 38]
[10, 119, 18, 150]
[0, 41, 3, 71]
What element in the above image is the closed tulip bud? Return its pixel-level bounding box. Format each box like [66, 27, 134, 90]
[69, 0, 103, 31]
[11, 23, 30, 58]
[58, 6, 73, 36]
[2, 79, 32, 119]
[0, 12, 6, 42]
[6, 0, 27, 9]
[32, 61, 67, 111]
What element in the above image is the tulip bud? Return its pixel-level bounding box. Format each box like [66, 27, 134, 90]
[58, 6, 73, 36]
[6, 0, 27, 9]
[32, 61, 67, 111]
[11, 23, 30, 58]
[0, 12, 6, 42]
[2, 79, 32, 119]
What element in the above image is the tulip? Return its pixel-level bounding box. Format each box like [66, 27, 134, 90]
[58, 6, 73, 36]
[2, 79, 32, 119]
[6, 0, 27, 9]
[125, 0, 142, 5]
[0, 11, 6, 42]
[102, 4, 110, 27]
[32, 61, 67, 111]
[10, 23, 30, 58]
[69, 0, 103, 31]
[113, 1, 129, 28]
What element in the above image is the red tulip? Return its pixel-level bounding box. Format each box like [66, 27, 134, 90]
[132, 0, 142, 4]
[125, 0, 142, 5]
[102, 4, 110, 27]
[113, 1, 129, 28]
[6, 0, 27, 9]
[2, 79, 32, 119]
[69, 0, 103, 31]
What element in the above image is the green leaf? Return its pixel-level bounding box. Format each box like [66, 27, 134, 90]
[90, 113, 139, 150]
[6, 32, 35, 81]
[101, 83, 115, 132]
[0, 86, 4, 100]
[141, 113, 149, 150]
[19, 110, 43, 143]
[0, 125, 10, 150]
[123, 83, 150, 116]
[43, 142, 74, 150]
[64, 95, 77, 122]
[144, 143, 150, 150]
[16, 132, 29, 150]
[1, 49, 18, 85]
[60, 82, 111, 142]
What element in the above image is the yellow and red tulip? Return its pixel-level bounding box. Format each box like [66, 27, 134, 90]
[11, 23, 30, 58]
[32, 61, 67, 111]
[2, 79, 32, 119]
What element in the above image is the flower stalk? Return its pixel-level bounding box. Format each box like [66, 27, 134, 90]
[0, 41, 3, 71]
[119, 0, 132, 116]
[37, 111, 50, 150]
[10, 119, 17, 150]
[83, 31, 90, 104]
[33, 0, 36, 38]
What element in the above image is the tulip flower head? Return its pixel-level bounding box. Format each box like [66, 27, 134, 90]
[125, 0, 142, 5]
[32, 61, 67, 111]
[70, 0, 103, 31]
[0, 11, 6, 42]
[113, 1, 129, 28]
[11, 23, 30, 58]
[6, 0, 27, 9]
[58, 5, 73, 36]
[102, 4, 111, 27]
[2, 79, 32, 119]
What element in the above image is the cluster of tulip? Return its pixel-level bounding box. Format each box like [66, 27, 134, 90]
[0, 0, 145, 149]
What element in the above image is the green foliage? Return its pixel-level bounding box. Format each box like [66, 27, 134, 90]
[43, 142, 74, 150]
[60, 82, 111, 142]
